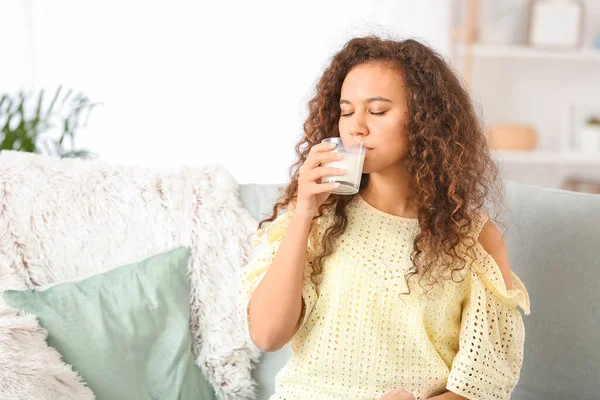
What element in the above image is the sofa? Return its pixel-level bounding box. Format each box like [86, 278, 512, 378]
[1, 151, 599, 400]
[241, 182, 600, 400]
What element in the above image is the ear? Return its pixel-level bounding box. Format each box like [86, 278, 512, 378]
[478, 220, 513, 290]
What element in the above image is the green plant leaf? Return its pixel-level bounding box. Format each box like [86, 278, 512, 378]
[0, 94, 8, 113]
[0, 129, 17, 150]
[2, 97, 15, 137]
[19, 135, 36, 152]
[35, 89, 44, 121]
[61, 149, 95, 159]
[46, 86, 62, 118]
[1, 96, 13, 126]
[61, 87, 74, 108]
[41, 138, 53, 155]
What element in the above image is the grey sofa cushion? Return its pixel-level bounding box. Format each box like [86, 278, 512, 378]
[239, 181, 600, 400]
[502, 182, 600, 400]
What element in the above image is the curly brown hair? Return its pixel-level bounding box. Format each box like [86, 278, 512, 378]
[257, 35, 505, 295]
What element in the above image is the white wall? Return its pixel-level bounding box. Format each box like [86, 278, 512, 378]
[3, 0, 452, 184]
[0, 2, 30, 91]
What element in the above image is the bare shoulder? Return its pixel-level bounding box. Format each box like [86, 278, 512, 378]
[477, 219, 513, 290]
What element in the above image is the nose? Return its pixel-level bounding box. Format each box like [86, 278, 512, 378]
[348, 114, 368, 139]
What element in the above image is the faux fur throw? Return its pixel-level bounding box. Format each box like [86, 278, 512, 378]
[0, 151, 260, 400]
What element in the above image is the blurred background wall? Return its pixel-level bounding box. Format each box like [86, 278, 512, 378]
[1, 0, 599, 192]
[455, 0, 600, 193]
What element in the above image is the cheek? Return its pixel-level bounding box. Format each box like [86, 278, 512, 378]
[371, 121, 409, 161]
[371, 117, 407, 144]
[392, 133, 409, 159]
[374, 110, 407, 132]
[389, 113, 408, 133]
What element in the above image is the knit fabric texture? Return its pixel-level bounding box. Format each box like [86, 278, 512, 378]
[240, 194, 530, 400]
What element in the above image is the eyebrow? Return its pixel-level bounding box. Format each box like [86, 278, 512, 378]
[339, 96, 393, 105]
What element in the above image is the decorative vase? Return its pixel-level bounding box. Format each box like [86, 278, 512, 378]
[580, 123, 600, 153]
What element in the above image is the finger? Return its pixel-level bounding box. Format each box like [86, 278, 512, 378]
[306, 166, 346, 182]
[388, 388, 406, 396]
[305, 150, 344, 169]
[380, 389, 400, 399]
[309, 141, 338, 154]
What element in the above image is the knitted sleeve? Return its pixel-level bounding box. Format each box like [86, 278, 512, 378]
[446, 212, 531, 400]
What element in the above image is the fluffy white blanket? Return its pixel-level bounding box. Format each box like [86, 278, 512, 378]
[0, 151, 260, 399]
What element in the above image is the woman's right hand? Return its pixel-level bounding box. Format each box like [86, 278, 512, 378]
[295, 142, 346, 219]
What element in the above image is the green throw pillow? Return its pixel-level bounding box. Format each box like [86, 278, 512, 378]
[3, 247, 217, 400]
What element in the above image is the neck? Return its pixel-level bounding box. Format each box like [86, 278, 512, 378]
[359, 164, 418, 219]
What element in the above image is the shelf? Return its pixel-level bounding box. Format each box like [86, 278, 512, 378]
[494, 150, 600, 166]
[458, 44, 600, 62]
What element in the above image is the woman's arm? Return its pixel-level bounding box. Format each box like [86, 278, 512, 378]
[247, 206, 315, 352]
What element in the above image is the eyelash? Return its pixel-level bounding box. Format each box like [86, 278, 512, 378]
[340, 111, 386, 117]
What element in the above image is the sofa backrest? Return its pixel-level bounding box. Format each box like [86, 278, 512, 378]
[239, 181, 600, 400]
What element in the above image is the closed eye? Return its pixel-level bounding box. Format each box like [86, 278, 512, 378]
[340, 111, 387, 117]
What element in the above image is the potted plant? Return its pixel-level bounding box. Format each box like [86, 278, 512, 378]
[0, 86, 99, 158]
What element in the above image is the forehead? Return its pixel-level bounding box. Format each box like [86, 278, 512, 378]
[340, 62, 404, 98]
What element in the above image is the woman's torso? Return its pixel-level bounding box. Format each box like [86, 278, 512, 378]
[271, 195, 471, 400]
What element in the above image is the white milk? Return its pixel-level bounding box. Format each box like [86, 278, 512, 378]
[321, 151, 366, 195]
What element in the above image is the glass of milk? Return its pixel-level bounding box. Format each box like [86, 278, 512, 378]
[320, 137, 366, 195]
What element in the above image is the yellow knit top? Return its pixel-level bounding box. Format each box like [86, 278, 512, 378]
[239, 194, 531, 400]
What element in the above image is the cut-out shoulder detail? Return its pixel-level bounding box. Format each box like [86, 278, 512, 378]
[471, 211, 530, 314]
[478, 219, 513, 291]
[470, 240, 531, 315]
